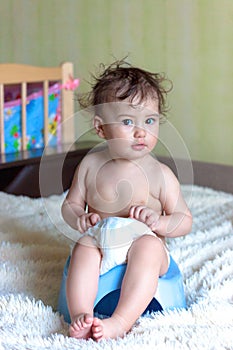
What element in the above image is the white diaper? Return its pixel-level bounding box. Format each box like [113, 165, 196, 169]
[82, 217, 160, 275]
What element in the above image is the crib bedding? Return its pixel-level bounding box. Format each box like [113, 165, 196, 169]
[3, 83, 61, 153]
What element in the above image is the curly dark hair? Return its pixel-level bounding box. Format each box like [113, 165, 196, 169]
[78, 59, 172, 119]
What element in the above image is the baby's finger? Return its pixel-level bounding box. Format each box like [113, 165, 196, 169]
[129, 206, 136, 218]
[149, 218, 160, 232]
[129, 205, 139, 218]
[90, 213, 100, 226]
[139, 207, 150, 223]
[145, 213, 157, 227]
[145, 216, 158, 231]
[132, 206, 147, 219]
[79, 215, 88, 233]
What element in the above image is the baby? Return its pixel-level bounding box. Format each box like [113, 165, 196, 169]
[61, 60, 192, 341]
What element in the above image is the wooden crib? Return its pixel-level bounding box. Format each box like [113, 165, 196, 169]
[0, 61, 92, 197]
[0, 61, 75, 154]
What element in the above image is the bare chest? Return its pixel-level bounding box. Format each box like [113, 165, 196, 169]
[86, 164, 161, 216]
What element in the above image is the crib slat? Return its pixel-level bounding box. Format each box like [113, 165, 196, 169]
[0, 84, 5, 153]
[61, 62, 74, 144]
[21, 83, 27, 151]
[43, 81, 49, 146]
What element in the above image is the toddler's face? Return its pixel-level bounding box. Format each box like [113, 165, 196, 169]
[94, 99, 160, 160]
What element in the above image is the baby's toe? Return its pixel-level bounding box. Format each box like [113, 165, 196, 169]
[92, 318, 104, 340]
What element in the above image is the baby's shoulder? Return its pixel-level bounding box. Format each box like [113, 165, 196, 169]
[147, 156, 177, 181]
[147, 155, 169, 172]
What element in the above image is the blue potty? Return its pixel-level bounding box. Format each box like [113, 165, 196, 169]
[58, 255, 186, 323]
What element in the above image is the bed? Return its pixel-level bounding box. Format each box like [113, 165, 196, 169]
[0, 62, 233, 349]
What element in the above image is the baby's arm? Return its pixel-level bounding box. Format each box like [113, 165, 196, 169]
[130, 164, 192, 238]
[61, 164, 100, 233]
[156, 165, 192, 238]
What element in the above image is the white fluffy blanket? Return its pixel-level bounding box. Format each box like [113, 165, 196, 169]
[0, 186, 233, 350]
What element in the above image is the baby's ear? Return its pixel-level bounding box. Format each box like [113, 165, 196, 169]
[93, 116, 105, 139]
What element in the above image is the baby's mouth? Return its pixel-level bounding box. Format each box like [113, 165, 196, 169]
[132, 143, 146, 150]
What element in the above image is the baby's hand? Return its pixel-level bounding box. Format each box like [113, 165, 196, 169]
[129, 205, 160, 232]
[76, 213, 100, 233]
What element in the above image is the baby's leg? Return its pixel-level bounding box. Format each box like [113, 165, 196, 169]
[92, 235, 169, 341]
[66, 236, 101, 339]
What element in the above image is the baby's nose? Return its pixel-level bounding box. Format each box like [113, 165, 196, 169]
[134, 125, 146, 138]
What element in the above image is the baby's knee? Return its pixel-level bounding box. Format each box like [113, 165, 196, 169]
[133, 234, 163, 252]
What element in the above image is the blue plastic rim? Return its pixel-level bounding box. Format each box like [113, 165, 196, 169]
[57, 255, 186, 324]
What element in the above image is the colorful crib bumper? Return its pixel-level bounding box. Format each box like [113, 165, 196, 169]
[3, 83, 61, 153]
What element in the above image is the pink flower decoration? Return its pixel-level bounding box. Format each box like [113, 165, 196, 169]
[62, 76, 80, 91]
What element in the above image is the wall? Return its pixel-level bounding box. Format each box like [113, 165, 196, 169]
[0, 0, 232, 165]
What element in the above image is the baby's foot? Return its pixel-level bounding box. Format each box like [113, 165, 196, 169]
[69, 313, 93, 339]
[92, 315, 129, 341]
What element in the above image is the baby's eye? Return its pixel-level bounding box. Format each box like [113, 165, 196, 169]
[145, 118, 156, 125]
[122, 119, 134, 126]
